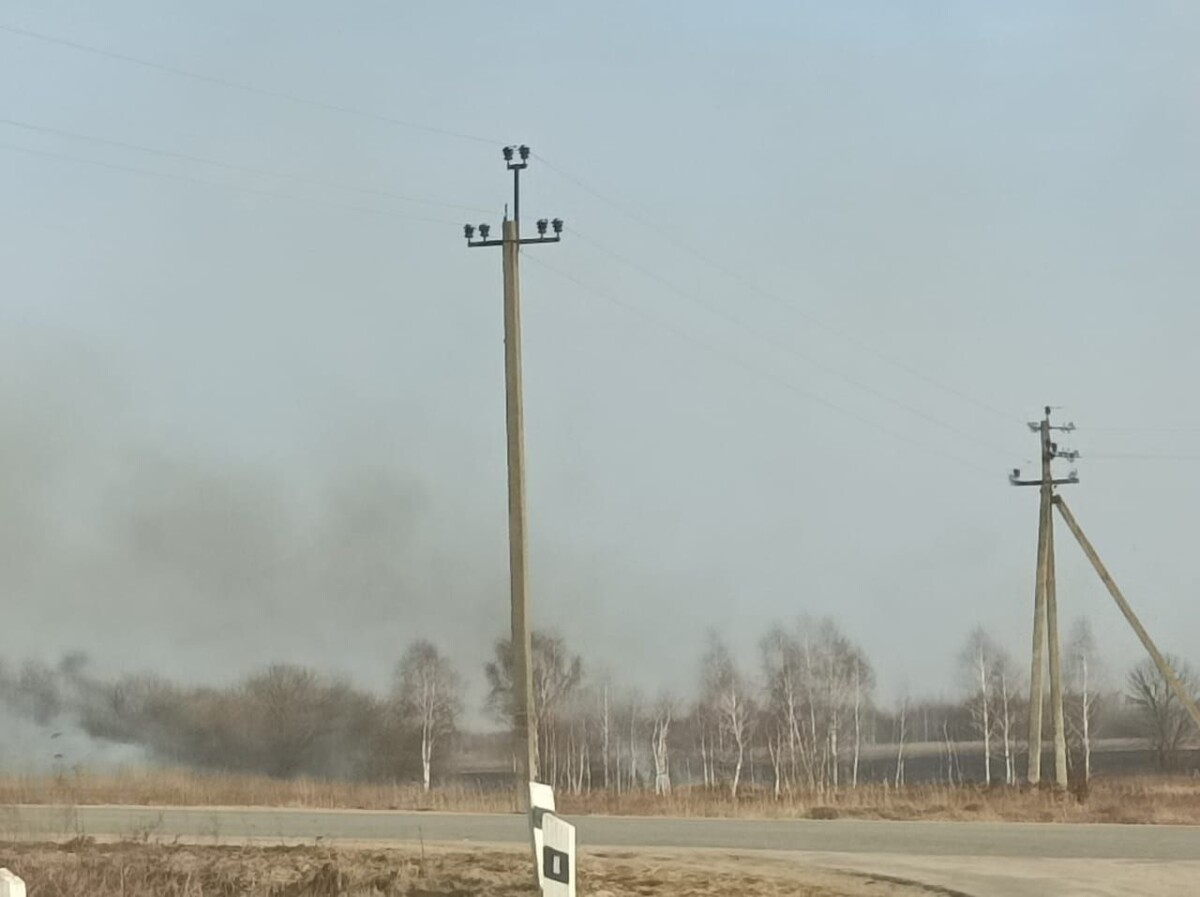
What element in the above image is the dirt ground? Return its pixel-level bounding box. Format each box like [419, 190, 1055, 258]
[0, 840, 937, 897]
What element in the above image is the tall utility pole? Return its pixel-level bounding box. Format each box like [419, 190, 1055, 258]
[1010, 407, 1078, 787]
[465, 145, 564, 797]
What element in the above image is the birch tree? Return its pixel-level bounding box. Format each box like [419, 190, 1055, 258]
[394, 641, 462, 791]
[849, 649, 875, 788]
[761, 624, 806, 794]
[1066, 618, 1102, 785]
[959, 628, 1005, 784]
[700, 635, 754, 799]
[994, 652, 1021, 786]
[484, 630, 583, 784]
[651, 696, 675, 795]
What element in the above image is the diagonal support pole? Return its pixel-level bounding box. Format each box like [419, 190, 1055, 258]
[1053, 495, 1200, 736]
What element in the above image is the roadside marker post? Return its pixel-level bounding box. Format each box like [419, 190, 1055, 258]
[529, 782, 556, 890]
[0, 869, 26, 897]
[540, 812, 576, 897]
[528, 783, 577, 896]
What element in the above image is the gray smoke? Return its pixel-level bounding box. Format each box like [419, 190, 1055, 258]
[0, 342, 504, 771]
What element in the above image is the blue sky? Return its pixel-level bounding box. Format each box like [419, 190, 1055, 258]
[3, 1, 1200, 722]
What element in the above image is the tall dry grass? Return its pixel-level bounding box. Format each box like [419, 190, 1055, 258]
[2, 768, 1199, 824]
[0, 840, 903, 897]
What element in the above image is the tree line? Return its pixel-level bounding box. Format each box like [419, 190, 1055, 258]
[1, 617, 1196, 791]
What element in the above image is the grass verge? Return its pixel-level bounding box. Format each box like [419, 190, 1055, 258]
[0, 839, 930, 896]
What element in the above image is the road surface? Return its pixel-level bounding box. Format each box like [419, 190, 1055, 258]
[4, 805, 1199, 895]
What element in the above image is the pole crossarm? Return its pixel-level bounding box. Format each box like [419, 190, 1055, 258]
[468, 236, 562, 248]
[1010, 476, 1079, 487]
[1052, 495, 1200, 737]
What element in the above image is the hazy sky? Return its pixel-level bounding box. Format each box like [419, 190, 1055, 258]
[4, 2, 1200, 728]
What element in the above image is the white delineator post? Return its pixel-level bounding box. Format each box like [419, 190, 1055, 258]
[541, 812, 577, 897]
[529, 782, 557, 891]
[0, 869, 26, 897]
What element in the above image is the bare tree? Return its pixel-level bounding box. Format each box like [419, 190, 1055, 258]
[761, 624, 806, 794]
[601, 681, 612, 791]
[849, 648, 875, 788]
[394, 640, 462, 791]
[994, 652, 1022, 786]
[959, 627, 1007, 784]
[894, 697, 908, 787]
[651, 696, 674, 795]
[700, 635, 754, 799]
[240, 664, 334, 778]
[484, 630, 583, 784]
[1065, 618, 1102, 785]
[1127, 655, 1199, 771]
[760, 618, 873, 794]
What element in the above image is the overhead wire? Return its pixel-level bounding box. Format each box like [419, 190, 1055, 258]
[1081, 426, 1200, 434]
[523, 253, 998, 479]
[0, 22, 501, 146]
[0, 18, 1031, 469]
[570, 228, 1023, 463]
[0, 140, 463, 227]
[533, 152, 1023, 427]
[0, 117, 491, 214]
[3, 19, 1025, 435]
[1085, 453, 1200, 462]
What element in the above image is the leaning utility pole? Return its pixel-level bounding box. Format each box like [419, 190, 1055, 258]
[1010, 407, 1078, 787]
[1053, 495, 1200, 736]
[465, 146, 564, 798]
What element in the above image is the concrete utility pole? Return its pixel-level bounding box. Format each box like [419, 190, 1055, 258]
[465, 146, 564, 798]
[1054, 495, 1200, 736]
[1010, 407, 1078, 787]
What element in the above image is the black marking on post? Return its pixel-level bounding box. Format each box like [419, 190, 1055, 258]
[543, 847, 570, 884]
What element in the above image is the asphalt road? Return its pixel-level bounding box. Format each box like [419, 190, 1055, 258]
[4, 804, 1200, 861]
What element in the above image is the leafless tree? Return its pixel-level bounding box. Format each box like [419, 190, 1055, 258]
[1065, 618, 1102, 785]
[700, 635, 754, 799]
[1127, 655, 1199, 771]
[959, 627, 1009, 784]
[760, 618, 873, 793]
[484, 630, 583, 783]
[994, 652, 1022, 786]
[600, 680, 612, 791]
[394, 640, 462, 791]
[240, 664, 335, 778]
[651, 696, 675, 795]
[849, 648, 874, 788]
[761, 624, 806, 794]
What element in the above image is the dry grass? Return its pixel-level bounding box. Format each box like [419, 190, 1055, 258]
[0, 772, 517, 814]
[3, 769, 1200, 825]
[0, 840, 926, 896]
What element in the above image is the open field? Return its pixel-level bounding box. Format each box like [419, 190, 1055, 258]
[0, 840, 930, 897]
[4, 769, 1200, 824]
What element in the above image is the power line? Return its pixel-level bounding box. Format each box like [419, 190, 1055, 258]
[0, 140, 462, 227]
[523, 253, 997, 479]
[1, 20, 1023, 438]
[0, 21, 1048, 456]
[570, 228, 1022, 462]
[1082, 426, 1200, 434]
[533, 152, 1022, 426]
[0, 118, 491, 214]
[1086, 453, 1200, 461]
[0, 22, 501, 145]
